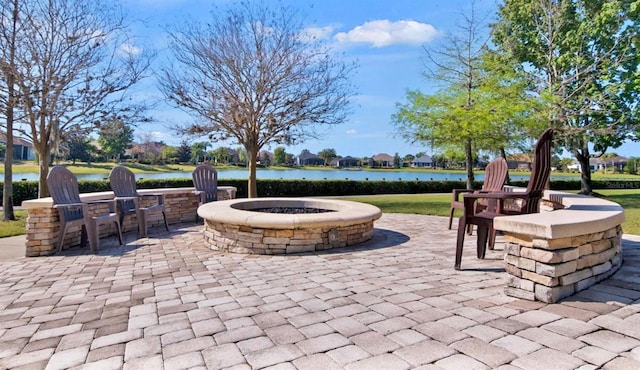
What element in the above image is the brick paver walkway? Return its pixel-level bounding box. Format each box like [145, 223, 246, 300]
[2, 213, 640, 369]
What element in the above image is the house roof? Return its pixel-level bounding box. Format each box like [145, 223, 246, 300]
[0, 133, 33, 147]
[412, 155, 432, 163]
[372, 153, 394, 161]
[296, 152, 322, 160]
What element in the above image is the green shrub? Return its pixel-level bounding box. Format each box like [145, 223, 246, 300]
[2, 178, 639, 206]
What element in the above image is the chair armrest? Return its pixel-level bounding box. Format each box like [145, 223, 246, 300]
[53, 202, 87, 210]
[452, 188, 474, 201]
[114, 196, 138, 201]
[462, 191, 534, 215]
[86, 199, 118, 213]
[140, 193, 165, 205]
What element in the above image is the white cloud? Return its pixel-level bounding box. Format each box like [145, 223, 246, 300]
[299, 25, 337, 42]
[345, 129, 357, 135]
[334, 19, 439, 47]
[118, 43, 142, 56]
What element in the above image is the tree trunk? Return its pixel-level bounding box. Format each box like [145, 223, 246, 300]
[3, 138, 14, 220]
[248, 147, 258, 198]
[464, 138, 474, 190]
[2, 0, 18, 221]
[37, 146, 52, 198]
[577, 153, 593, 195]
[575, 142, 593, 194]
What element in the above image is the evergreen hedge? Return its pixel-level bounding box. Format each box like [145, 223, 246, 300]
[1, 178, 638, 206]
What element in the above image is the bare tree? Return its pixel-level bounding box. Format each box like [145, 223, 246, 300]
[160, 1, 355, 197]
[5, 0, 152, 198]
[0, 0, 20, 220]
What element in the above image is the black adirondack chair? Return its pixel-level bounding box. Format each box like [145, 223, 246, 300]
[454, 128, 554, 270]
[47, 166, 123, 253]
[109, 166, 169, 238]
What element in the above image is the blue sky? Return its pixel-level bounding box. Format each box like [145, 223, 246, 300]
[119, 0, 639, 159]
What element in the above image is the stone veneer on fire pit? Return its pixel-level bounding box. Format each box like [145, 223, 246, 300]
[197, 198, 382, 254]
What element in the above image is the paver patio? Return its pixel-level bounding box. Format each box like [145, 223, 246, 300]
[1, 213, 640, 369]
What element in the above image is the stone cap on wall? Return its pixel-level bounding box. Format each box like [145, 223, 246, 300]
[21, 186, 237, 209]
[197, 197, 382, 229]
[493, 190, 625, 240]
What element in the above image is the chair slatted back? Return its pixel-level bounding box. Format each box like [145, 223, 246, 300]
[47, 166, 84, 222]
[482, 157, 508, 192]
[192, 164, 218, 203]
[523, 128, 554, 213]
[109, 166, 139, 213]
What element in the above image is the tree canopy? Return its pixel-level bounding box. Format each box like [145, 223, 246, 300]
[159, 1, 356, 197]
[392, 4, 539, 189]
[0, 0, 152, 197]
[492, 0, 640, 193]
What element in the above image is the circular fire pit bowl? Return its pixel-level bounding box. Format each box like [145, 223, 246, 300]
[197, 197, 382, 254]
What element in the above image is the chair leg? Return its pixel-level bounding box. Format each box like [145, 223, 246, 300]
[449, 207, 456, 230]
[476, 225, 489, 259]
[136, 209, 147, 238]
[87, 219, 99, 253]
[114, 220, 124, 246]
[162, 210, 169, 232]
[57, 224, 69, 253]
[455, 216, 467, 270]
[488, 225, 496, 250]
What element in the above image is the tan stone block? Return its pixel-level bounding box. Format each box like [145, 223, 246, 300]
[535, 284, 575, 303]
[504, 255, 535, 271]
[575, 276, 596, 292]
[504, 286, 536, 301]
[504, 233, 533, 247]
[532, 236, 584, 251]
[535, 260, 577, 278]
[504, 263, 522, 277]
[289, 238, 322, 245]
[591, 239, 612, 254]
[507, 276, 534, 291]
[504, 242, 521, 257]
[603, 227, 619, 239]
[522, 270, 559, 287]
[263, 237, 291, 244]
[591, 261, 612, 276]
[520, 247, 579, 263]
[578, 243, 593, 256]
[559, 268, 593, 285]
[588, 232, 605, 242]
[266, 244, 286, 250]
[236, 232, 263, 243]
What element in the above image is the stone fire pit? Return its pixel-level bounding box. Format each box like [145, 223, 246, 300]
[197, 197, 382, 254]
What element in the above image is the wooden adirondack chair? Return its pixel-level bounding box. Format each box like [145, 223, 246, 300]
[192, 163, 218, 221]
[448, 157, 509, 231]
[47, 166, 123, 253]
[454, 128, 554, 270]
[109, 166, 169, 238]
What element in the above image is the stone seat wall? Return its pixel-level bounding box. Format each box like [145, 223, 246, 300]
[21, 187, 237, 256]
[495, 190, 625, 303]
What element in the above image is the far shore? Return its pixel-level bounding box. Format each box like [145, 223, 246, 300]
[1, 160, 640, 181]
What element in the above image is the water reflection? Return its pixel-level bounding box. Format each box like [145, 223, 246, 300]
[10, 168, 537, 182]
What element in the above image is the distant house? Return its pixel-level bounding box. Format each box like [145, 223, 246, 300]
[567, 156, 628, 173]
[411, 155, 433, 168]
[506, 153, 532, 171]
[372, 153, 394, 168]
[335, 156, 360, 168]
[0, 133, 36, 161]
[295, 152, 324, 166]
[591, 156, 628, 172]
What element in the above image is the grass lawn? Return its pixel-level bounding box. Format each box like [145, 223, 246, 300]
[2, 189, 639, 239]
[332, 189, 640, 235]
[0, 210, 27, 238]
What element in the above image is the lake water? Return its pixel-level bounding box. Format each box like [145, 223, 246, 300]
[9, 168, 538, 182]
